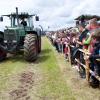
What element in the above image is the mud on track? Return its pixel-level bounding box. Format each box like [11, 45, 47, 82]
[0, 63, 44, 100]
[9, 71, 34, 100]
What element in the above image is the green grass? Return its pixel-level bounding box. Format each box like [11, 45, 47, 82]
[0, 37, 75, 100]
[37, 37, 75, 100]
[0, 55, 28, 90]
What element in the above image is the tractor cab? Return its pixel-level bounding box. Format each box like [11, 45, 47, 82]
[3, 13, 37, 29]
[0, 7, 41, 62]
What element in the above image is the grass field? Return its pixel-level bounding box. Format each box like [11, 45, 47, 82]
[0, 37, 75, 100]
[0, 37, 100, 100]
[36, 37, 75, 100]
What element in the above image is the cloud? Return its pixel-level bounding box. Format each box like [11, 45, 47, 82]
[0, 0, 100, 31]
[71, 0, 100, 19]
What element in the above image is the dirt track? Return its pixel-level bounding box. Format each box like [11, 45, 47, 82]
[0, 37, 100, 100]
[0, 63, 43, 100]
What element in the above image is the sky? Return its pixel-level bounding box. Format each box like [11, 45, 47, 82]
[0, 0, 100, 31]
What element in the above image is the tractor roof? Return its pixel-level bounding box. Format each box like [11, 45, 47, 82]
[2, 13, 35, 19]
[75, 15, 100, 21]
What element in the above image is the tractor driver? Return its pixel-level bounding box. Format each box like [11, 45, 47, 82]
[21, 18, 27, 26]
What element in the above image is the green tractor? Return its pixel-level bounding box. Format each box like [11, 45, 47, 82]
[0, 7, 41, 61]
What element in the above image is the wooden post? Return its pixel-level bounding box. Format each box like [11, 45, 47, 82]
[85, 59, 90, 82]
[62, 44, 63, 54]
[84, 50, 90, 83]
[68, 45, 71, 65]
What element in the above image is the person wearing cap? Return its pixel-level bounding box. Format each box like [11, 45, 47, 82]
[20, 18, 27, 26]
[75, 24, 89, 78]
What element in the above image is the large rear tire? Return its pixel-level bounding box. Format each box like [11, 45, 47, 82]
[0, 31, 6, 61]
[0, 31, 4, 44]
[38, 36, 41, 53]
[0, 49, 7, 61]
[24, 34, 38, 61]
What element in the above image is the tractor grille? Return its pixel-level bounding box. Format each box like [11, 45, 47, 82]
[4, 30, 16, 41]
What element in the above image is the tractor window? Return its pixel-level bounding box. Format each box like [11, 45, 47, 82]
[15, 19, 18, 26]
[23, 18, 33, 27]
[19, 18, 33, 27]
[13, 18, 19, 26]
[28, 17, 34, 27]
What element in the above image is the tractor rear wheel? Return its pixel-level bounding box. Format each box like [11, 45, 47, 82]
[0, 49, 7, 61]
[0, 31, 4, 44]
[24, 34, 38, 61]
[0, 32, 6, 61]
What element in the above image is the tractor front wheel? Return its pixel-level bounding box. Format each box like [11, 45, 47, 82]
[24, 34, 38, 61]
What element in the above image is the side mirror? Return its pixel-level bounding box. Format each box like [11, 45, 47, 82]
[35, 16, 39, 21]
[0, 16, 3, 22]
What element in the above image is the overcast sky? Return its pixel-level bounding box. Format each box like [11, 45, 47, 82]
[0, 0, 100, 31]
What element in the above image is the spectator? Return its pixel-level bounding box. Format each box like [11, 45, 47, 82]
[75, 24, 89, 78]
[86, 18, 100, 31]
[89, 29, 100, 88]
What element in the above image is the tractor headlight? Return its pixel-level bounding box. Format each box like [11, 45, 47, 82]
[13, 40, 17, 43]
[4, 40, 7, 43]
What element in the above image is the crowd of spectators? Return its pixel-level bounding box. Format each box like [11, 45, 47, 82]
[47, 17, 100, 88]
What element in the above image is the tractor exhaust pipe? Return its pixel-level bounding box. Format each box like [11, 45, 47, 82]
[16, 7, 19, 26]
